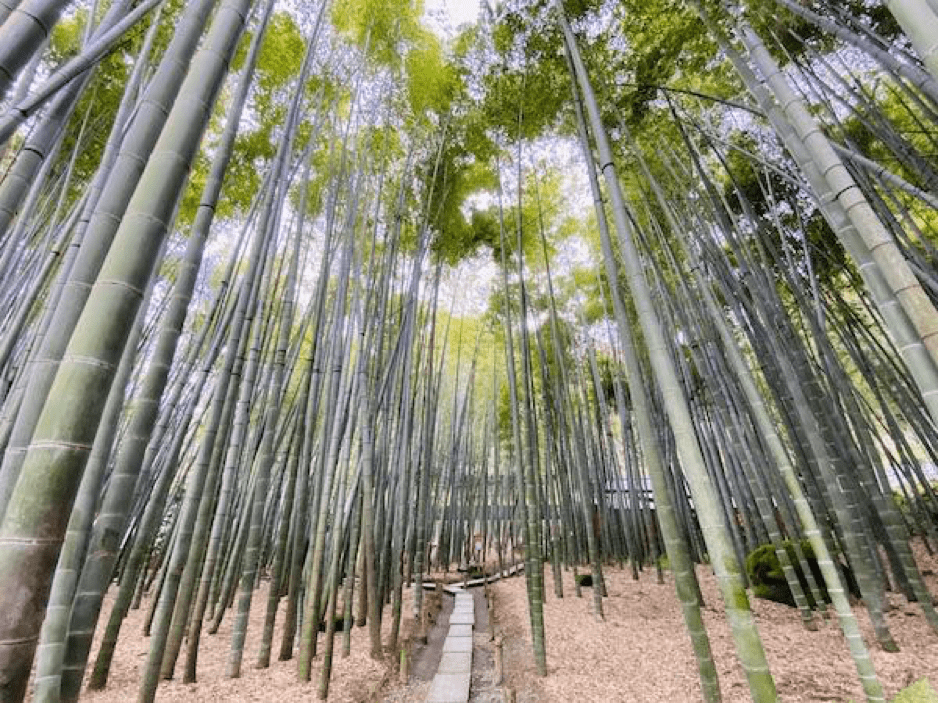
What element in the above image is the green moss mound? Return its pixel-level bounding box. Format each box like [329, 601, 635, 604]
[745, 539, 858, 609]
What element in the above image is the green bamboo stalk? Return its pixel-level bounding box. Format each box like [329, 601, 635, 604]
[0, 0, 218, 524]
[557, 4, 777, 699]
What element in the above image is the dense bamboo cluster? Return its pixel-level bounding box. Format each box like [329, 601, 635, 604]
[0, 1, 935, 702]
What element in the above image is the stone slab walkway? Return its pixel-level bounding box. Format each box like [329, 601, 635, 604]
[421, 564, 524, 703]
[426, 590, 474, 703]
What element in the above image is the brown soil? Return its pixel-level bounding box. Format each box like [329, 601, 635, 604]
[80, 584, 417, 703]
[491, 543, 938, 702]
[67, 545, 938, 702]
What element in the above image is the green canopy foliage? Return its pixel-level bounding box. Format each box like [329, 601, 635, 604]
[332, 0, 424, 66]
[405, 30, 460, 116]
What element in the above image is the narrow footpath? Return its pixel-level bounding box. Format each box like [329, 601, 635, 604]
[425, 588, 474, 702]
[384, 565, 522, 703]
[466, 585, 501, 703]
[424, 566, 522, 703]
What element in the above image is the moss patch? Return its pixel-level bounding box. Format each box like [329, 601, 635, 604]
[891, 678, 938, 703]
[745, 539, 858, 609]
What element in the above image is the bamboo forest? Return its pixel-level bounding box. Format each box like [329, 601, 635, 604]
[5, 0, 938, 701]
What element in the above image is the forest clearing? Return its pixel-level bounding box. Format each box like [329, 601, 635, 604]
[1, 0, 938, 702]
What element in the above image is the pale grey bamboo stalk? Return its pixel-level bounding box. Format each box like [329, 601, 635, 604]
[686, 245, 886, 702]
[0, 0, 153, 243]
[557, 5, 777, 700]
[297, 233, 359, 680]
[318, 366, 362, 699]
[411, 265, 442, 639]
[357, 360, 383, 659]
[226, 115, 307, 682]
[0, 93, 74, 269]
[827, 143, 938, 210]
[278, 173, 340, 663]
[255, 419, 302, 668]
[0, 0, 23, 29]
[508, 124, 550, 672]
[58, 7, 269, 696]
[0, 0, 163, 457]
[697, 3, 938, 436]
[0, 0, 163, 146]
[886, 0, 938, 83]
[741, 23, 938, 375]
[254, 134, 324, 672]
[181, 217, 276, 664]
[131, 11, 260, 696]
[0, 133, 88, 380]
[772, 0, 938, 106]
[167, 227, 283, 672]
[0, 0, 246, 693]
[0, 0, 74, 102]
[0, 207, 78, 390]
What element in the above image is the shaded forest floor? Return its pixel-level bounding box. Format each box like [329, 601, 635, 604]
[69, 543, 938, 702]
[79, 586, 410, 703]
[490, 542, 938, 702]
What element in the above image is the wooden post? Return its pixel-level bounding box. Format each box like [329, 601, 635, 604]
[399, 644, 409, 684]
[488, 592, 496, 642]
[419, 603, 429, 644]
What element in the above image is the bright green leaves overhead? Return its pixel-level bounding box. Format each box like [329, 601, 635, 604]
[213, 12, 319, 220]
[481, 63, 570, 140]
[331, 0, 462, 120]
[610, 0, 725, 128]
[479, 4, 571, 138]
[48, 9, 86, 64]
[48, 9, 139, 207]
[254, 12, 306, 95]
[567, 265, 609, 324]
[405, 32, 459, 116]
[232, 11, 307, 113]
[427, 151, 498, 265]
[433, 205, 499, 265]
[332, 0, 424, 66]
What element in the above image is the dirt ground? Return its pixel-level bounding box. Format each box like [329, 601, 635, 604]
[65, 544, 938, 702]
[78, 585, 417, 703]
[490, 544, 938, 702]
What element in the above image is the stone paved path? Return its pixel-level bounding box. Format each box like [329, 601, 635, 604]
[384, 566, 523, 703]
[425, 590, 473, 703]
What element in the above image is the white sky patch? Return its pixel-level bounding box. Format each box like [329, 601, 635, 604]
[423, 0, 482, 39]
[440, 251, 498, 317]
